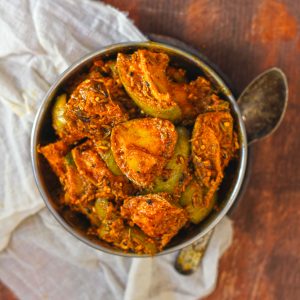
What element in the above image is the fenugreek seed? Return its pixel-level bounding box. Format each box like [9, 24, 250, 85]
[98, 145, 109, 150]
[179, 156, 185, 164]
[200, 145, 205, 150]
[203, 160, 211, 166]
[95, 97, 100, 101]
[224, 122, 230, 127]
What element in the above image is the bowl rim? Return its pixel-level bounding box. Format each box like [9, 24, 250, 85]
[31, 41, 248, 257]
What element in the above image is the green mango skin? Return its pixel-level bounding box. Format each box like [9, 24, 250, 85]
[116, 53, 182, 122]
[180, 180, 216, 224]
[52, 93, 67, 136]
[64, 152, 75, 166]
[152, 127, 190, 194]
[94, 139, 123, 176]
[103, 150, 123, 176]
[100, 148, 123, 176]
[94, 198, 109, 221]
[130, 227, 159, 254]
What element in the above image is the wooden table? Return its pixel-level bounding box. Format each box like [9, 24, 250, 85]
[1, 0, 299, 299]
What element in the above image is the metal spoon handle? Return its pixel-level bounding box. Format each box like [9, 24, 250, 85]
[175, 229, 214, 275]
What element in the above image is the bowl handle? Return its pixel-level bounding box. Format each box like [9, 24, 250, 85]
[174, 229, 214, 275]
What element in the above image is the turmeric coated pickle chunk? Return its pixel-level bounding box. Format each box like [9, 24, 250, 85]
[38, 140, 69, 181]
[96, 198, 159, 254]
[71, 141, 134, 199]
[193, 112, 237, 170]
[192, 112, 238, 208]
[192, 125, 223, 188]
[111, 118, 177, 187]
[121, 193, 188, 246]
[72, 141, 113, 186]
[116, 50, 182, 122]
[170, 77, 230, 124]
[52, 94, 67, 137]
[180, 179, 216, 224]
[63, 152, 97, 205]
[65, 78, 128, 139]
[151, 126, 190, 196]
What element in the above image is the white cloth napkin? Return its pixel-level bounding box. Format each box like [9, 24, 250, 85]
[0, 0, 233, 299]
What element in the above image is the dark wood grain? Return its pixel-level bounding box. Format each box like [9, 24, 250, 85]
[1, 0, 300, 299]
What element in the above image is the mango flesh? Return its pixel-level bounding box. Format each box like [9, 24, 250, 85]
[111, 118, 177, 187]
[52, 93, 67, 137]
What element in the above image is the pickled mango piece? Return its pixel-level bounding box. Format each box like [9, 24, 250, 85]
[98, 222, 159, 255]
[121, 193, 188, 246]
[71, 141, 135, 200]
[130, 227, 159, 254]
[192, 112, 237, 173]
[63, 152, 96, 205]
[94, 198, 109, 221]
[94, 140, 123, 176]
[72, 141, 113, 186]
[97, 200, 159, 255]
[192, 112, 238, 208]
[111, 118, 177, 187]
[65, 79, 128, 139]
[152, 127, 190, 195]
[192, 125, 223, 188]
[38, 140, 69, 180]
[170, 78, 230, 124]
[116, 50, 182, 122]
[180, 179, 216, 224]
[52, 94, 67, 137]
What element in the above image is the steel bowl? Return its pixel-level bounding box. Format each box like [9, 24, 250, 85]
[31, 42, 247, 257]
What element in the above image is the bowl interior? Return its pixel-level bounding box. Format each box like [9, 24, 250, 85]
[32, 42, 247, 256]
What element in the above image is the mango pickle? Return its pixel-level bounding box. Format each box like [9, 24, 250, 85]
[121, 193, 188, 246]
[96, 198, 159, 254]
[52, 93, 67, 137]
[180, 179, 216, 224]
[94, 198, 109, 221]
[94, 140, 123, 176]
[152, 127, 190, 195]
[40, 49, 240, 255]
[111, 118, 177, 187]
[116, 51, 182, 122]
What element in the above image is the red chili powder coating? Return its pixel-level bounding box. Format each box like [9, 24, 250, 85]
[251, 0, 297, 43]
